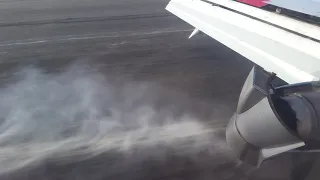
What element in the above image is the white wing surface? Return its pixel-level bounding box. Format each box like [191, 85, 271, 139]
[166, 0, 320, 84]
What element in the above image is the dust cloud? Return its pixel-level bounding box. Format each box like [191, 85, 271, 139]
[0, 64, 243, 180]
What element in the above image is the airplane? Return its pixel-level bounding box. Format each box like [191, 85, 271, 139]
[165, 0, 320, 176]
[239, 0, 320, 18]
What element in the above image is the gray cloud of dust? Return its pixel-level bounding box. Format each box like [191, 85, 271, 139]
[0, 64, 244, 180]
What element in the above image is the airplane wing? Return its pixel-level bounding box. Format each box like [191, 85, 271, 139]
[165, 0, 320, 84]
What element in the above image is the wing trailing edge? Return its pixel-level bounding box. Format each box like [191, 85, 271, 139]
[166, 0, 320, 84]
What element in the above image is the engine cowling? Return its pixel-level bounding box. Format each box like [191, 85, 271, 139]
[226, 66, 320, 167]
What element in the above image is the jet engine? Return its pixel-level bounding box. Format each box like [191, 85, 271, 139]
[226, 66, 320, 167]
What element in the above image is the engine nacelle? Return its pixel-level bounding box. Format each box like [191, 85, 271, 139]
[226, 66, 320, 167]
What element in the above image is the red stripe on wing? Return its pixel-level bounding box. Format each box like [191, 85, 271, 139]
[237, 0, 269, 7]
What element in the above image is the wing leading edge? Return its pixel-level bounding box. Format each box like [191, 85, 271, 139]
[166, 0, 320, 84]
